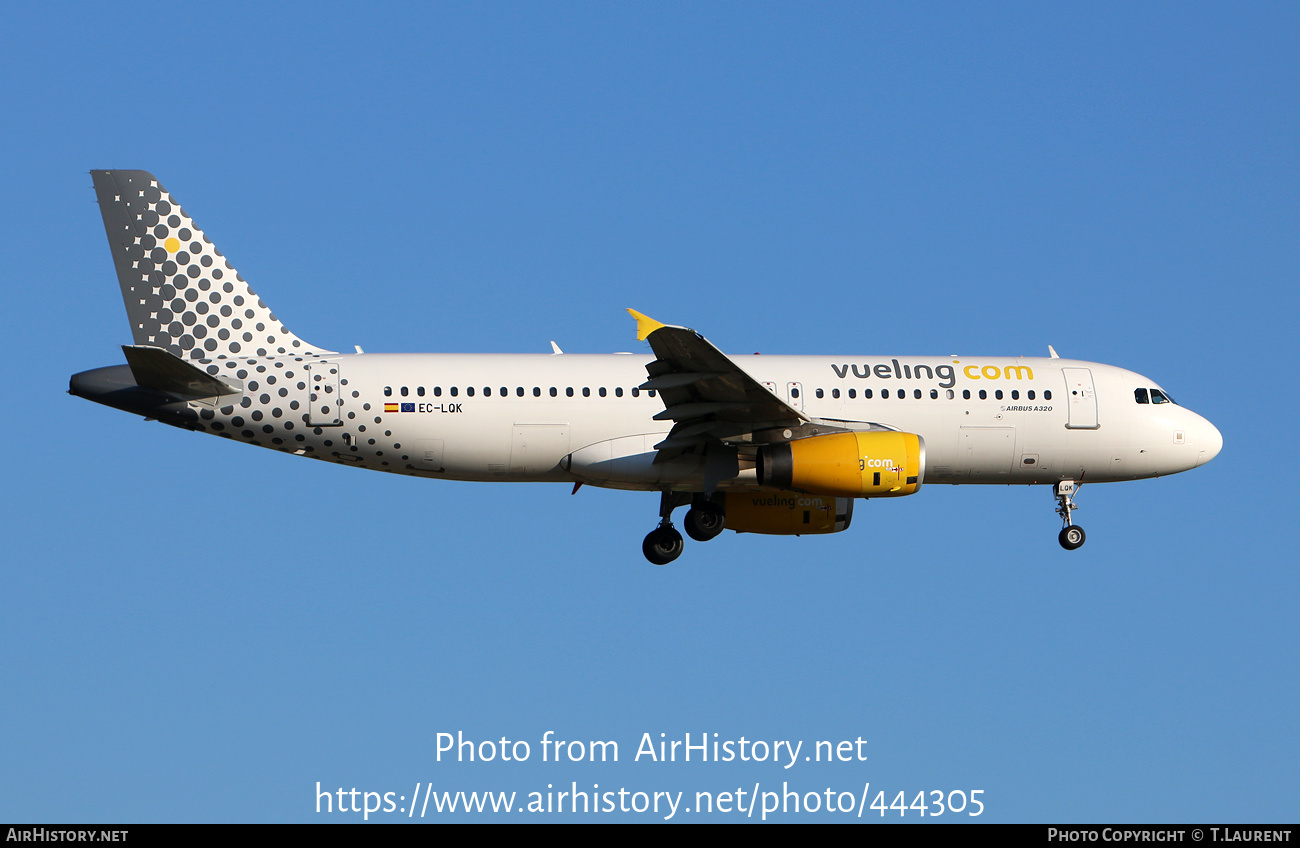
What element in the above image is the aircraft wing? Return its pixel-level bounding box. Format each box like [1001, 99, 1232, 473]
[629, 310, 810, 458]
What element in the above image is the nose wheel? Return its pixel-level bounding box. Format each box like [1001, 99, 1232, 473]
[1054, 481, 1085, 550]
[1058, 525, 1086, 550]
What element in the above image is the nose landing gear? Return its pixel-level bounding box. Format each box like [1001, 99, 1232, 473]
[1055, 480, 1085, 550]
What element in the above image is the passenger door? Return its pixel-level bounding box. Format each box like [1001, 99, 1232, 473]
[306, 361, 342, 426]
[1062, 368, 1099, 430]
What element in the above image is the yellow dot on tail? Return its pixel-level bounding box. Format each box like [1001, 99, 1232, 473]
[164, 237, 180, 253]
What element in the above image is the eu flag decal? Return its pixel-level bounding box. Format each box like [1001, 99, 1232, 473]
[401, 403, 415, 412]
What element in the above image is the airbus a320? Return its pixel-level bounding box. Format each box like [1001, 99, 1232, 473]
[71, 171, 1223, 563]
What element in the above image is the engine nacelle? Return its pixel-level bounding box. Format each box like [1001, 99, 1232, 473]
[720, 492, 854, 535]
[757, 431, 924, 498]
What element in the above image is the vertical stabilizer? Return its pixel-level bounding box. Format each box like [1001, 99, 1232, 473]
[91, 170, 331, 360]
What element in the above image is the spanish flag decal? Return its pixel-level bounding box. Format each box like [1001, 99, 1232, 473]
[384, 403, 400, 412]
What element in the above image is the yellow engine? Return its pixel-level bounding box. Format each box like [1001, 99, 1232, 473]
[756, 431, 925, 498]
[720, 492, 854, 535]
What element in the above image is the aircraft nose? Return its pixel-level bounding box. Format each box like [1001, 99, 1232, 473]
[1195, 416, 1222, 467]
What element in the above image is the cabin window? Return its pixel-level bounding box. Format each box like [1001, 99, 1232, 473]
[566, 387, 574, 397]
[1028, 390, 1035, 400]
[963, 389, 971, 399]
[433, 386, 442, 397]
[995, 390, 1003, 400]
[815, 388, 824, 398]
[466, 387, 475, 397]
[417, 386, 425, 397]
[500, 387, 507, 397]
[400, 386, 409, 397]
[882, 389, 890, 399]
[648, 389, 656, 397]
[864, 389, 873, 399]
[533, 387, 541, 397]
[979, 389, 987, 400]
[517, 387, 524, 397]
[832, 388, 840, 399]
[1011, 390, 1019, 400]
[1044, 390, 1052, 400]
[549, 387, 557, 397]
[615, 387, 624, 397]
[848, 388, 856, 399]
[946, 390, 955, 399]
[791, 387, 800, 398]
[582, 387, 590, 397]
[931, 389, 939, 399]
[483, 387, 491, 396]
[631, 388, 640, 397]
[450, 386, 458, 397]
[914, 389, 923, 399]
[384, 386, 392, 397]
[599, 387, 607, 397]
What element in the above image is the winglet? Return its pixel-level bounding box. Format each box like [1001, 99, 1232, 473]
[627, 308, 666, 341]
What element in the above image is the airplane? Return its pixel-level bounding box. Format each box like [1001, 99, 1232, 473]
[70, 170, 1223, 564]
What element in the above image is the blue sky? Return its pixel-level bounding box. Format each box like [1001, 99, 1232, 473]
[2, 2, 1296, 822]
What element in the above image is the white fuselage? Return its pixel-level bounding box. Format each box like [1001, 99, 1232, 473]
[194, 351, 1221, 491]
[75, 170, 1225, 559]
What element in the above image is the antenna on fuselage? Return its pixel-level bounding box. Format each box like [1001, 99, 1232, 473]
[1048, 345, 1060, 359]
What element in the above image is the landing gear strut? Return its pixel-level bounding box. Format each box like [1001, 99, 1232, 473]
[642, 491, 690, 565]
[1054, 480, 1086, 550]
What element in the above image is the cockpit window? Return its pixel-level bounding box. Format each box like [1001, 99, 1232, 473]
[1136, 387, 1176, 405]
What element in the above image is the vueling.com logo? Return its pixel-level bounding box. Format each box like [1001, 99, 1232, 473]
[829, 359, 1034, 389]
[958, 362, 1035, 382]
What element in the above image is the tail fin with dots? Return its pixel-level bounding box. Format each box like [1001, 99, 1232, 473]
[90, 170, 332, 361]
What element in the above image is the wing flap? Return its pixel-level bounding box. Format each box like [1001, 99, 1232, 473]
[627, 309, 809, 461]
[638, 371, 726, 391]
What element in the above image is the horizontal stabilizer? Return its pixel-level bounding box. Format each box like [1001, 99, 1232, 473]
[122, 345, 241, 399]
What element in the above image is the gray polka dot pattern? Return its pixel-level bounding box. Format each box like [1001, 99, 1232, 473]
[91, 171, 331, 361]
[85, 172, 437, 479]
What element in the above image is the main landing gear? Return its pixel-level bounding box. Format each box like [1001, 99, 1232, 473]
[642, 493, 726, 564]
[684, 497, 725, 542]
[1054, 480, 1086, 550]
